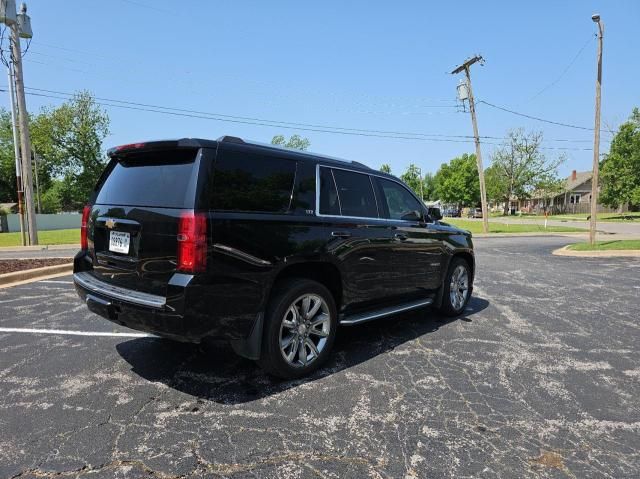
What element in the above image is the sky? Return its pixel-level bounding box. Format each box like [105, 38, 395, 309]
[7, 0, 640, 177]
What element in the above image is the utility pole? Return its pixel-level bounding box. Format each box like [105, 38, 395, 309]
[452, 55, 489, 234]
[589, 14, 604, 246]
[33, 149, 41, 213]
[7, 63, 26, 245]
[9, 2, 37, 244]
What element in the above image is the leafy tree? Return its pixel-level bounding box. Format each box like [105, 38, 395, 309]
[600, 108, 640, 210]
[486, 129, 563, 215]
[271, 134, 310, 151]
[400, 164, 425, 200]
[380, 164, 392, 174]
[433, 153, 480, 207]
[0, 110, 17, 202]
[422, 172, 437, 201]
[0, 91, 110, 211]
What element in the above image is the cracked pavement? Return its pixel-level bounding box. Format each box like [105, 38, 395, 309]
[0, 236, 638, 478]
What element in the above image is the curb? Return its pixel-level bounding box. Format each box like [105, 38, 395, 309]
[552, 245, 640, 257]
[0, 244, 79, 252]
[0, 263, 74, 288]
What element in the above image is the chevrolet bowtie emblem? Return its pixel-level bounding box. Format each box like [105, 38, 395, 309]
[105, 218, 116, 229]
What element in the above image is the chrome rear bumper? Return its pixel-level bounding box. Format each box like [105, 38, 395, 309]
[73, 272, 166, 309]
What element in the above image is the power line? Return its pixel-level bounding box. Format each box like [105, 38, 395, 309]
[0, 86, 605, 151]
[477, 99, 610, 134]
[529, 34, 596, 101]
[19, 86, 606, 146]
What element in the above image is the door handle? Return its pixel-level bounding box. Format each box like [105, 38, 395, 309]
[394, 233, 408, 241]
[331, 231, 352, 238]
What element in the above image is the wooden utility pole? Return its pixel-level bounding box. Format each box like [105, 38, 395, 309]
[452, 56, 489, 233]
[7, 63, 26, 245]
[589, 15, 604, 246]
[9, 8, 37, 245]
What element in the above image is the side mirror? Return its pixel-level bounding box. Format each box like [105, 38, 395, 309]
[427, 207, 443, 221]
[401, 210, 422, 222]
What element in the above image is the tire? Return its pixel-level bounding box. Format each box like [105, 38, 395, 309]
[258, 278, 338, 379]
[438, 257, 472, 317]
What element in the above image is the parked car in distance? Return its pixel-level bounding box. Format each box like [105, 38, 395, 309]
[443, 207, 461, 218]
[468, 207, 483, 219]
[73, 136, 475, 378]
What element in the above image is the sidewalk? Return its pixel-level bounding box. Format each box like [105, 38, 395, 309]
[0, 244, 78, 260]
[485, 216, 640, 237]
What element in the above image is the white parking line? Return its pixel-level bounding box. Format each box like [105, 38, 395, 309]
[0, 327, 153, 338]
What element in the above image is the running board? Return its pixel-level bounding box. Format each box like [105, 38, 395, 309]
[339, 298, 433, 326]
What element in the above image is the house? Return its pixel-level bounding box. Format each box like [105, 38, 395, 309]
[554, 170, 594, 211]
[520, 170, 626, 215]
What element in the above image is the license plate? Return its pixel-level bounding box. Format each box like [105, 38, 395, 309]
[109, 231, 130, 254]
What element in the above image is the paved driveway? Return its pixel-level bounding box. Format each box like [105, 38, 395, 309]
[1, 237, 638, 478]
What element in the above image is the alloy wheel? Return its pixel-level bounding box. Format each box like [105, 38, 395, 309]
[279, 294, 331, 367]
[449, 265, 469, 311]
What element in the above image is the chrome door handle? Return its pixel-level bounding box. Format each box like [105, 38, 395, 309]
[331, 231, 352, 238]
[394, 233, 408, 241]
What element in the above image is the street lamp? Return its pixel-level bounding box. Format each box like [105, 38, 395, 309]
[589, 14, 603, 246]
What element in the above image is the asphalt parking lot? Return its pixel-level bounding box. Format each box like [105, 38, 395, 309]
[1, 236, 639, 478]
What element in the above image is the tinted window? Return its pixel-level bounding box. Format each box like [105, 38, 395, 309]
[211, 149, 296, 213]
[96, 149, 197, 208]
[331, 169, 378, 218]
[379, 178, 423, 220]
[319, 167, 340, 215]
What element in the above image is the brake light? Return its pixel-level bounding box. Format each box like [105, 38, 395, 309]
[80, 205, 91, 250]
[177, 211, 207, 273]
[114, 142, 145, 152]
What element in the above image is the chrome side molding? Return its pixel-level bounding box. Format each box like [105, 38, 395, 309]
[340, 298, 433, 326]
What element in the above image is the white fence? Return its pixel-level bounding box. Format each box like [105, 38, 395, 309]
[1, 213, 81, 233]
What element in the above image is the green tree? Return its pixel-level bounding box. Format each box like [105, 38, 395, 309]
[433, 153, 480, 207]
[271, 134, 310, 151]
[380, 164, 392, 174]
[0, 91, 110, 211]
[0, 110, 16, 202]
[400, 164, 426, 200]
[486, 129, 563, 215]
[422, 172, 437, 201]
[600, 108, 640, 210]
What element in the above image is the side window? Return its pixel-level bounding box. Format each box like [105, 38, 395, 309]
[319, 167, 340, 215]
[331, 169, 378, 218]
[211, 149, 296, 213]
[378, 178, 423, 220]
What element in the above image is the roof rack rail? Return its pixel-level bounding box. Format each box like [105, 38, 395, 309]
[351, 161, 371, 169]
[217, 135, 245, 144]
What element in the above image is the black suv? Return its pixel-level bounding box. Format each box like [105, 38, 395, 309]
[74, 136, 475, 378]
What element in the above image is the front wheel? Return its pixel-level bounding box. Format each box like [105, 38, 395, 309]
[438, 257, 472, 317]
[258, 279, 337, 379]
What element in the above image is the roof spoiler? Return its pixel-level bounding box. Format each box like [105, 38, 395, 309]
[107, 139, 204, 158]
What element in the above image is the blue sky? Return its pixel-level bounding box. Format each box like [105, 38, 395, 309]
[12, 0, 640, 177]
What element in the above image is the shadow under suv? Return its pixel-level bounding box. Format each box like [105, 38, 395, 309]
[74, 136, 475, 378]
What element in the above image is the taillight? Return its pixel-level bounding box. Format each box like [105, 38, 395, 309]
[177, 211, 207, 273]
[80, 205, 91, 250]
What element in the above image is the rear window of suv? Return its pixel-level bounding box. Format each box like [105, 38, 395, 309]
[96, 149, 198, 208]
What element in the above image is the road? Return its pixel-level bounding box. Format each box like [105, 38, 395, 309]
[483, 216, 640, 237]
[1, 237, 638, 478]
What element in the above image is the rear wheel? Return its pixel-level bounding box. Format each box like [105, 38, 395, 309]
[258, 279, 337, 379]
[438, 257, 471, 317]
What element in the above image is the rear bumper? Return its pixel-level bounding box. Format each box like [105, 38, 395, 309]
[73, 271, 195, 342]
